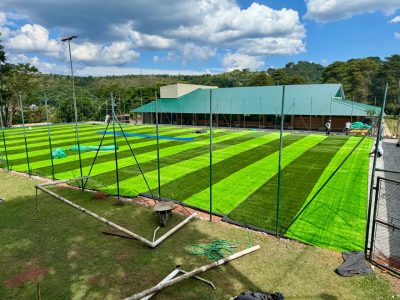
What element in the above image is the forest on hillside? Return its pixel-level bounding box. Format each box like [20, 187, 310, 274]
[0, 34, 399, 125]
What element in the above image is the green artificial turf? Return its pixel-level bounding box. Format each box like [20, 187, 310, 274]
[103, 131, 279, 196]
[52, 129, 230, 181]
[85, 130, 257, 191]
[227, 136, 348, 232]
[4, 125, 164, 158]
[285, 137, 374, 251]
[184, 134, 326, 213]
[14, 129, 200, 176]
[0, 124, 374, 252]
[157, 134, 302, 202]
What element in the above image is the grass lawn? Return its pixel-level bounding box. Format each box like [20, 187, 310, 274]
[0, 124, 373, 252]
[0, 171, 396, 299]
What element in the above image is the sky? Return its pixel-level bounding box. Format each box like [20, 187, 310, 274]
[0, 0, 399, 76]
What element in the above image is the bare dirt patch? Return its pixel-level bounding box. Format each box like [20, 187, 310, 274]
[5, 266, 49, 288]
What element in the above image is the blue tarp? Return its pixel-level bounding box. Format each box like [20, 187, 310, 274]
[96, 131, 194, 141]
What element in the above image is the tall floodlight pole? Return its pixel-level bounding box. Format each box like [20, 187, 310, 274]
[0, 102, 9, 170]
[276, 85, 285, 237]
[44, 94, 55, 180]
[155, 91, 161, 200]
[209, 89, 213, 222]
[19, 95, 31, 176]
[62, 35, 83, 189]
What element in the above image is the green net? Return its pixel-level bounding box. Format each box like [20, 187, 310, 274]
[52, 148, 67, 159]
[351, 122, 371, 129]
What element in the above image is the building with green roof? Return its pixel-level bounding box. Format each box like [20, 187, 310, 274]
[133, 83, 380, 130]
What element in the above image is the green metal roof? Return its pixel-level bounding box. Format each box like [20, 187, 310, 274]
[133, 84, 381, 116]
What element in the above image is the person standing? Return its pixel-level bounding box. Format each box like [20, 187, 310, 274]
[345, 121, 351, 135]
[325, 119, 332, 136]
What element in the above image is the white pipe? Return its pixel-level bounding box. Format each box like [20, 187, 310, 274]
[36, 180, 196, 248]
[180, 269, 216, 290]
[142, 267, 181, 300]
[153, 214, 196, 247]
[125, 245, 260, 299]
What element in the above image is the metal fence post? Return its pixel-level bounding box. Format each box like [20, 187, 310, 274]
[111, 93, 120, 199]
[19, 95, 31, 176]
[155, 91, 161, 200]
[0, 104, 9, 170]
[44, 94, 55, 180]
[276, 85, 285, 237]
[209, 89, 213, 222]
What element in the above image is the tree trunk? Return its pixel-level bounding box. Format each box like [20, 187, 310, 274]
[7, 105, 15, 127]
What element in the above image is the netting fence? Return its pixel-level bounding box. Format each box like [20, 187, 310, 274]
[0, 83, 391, 251]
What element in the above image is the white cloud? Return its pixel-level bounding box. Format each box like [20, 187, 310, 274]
[70, 42, 99, 62]
[0, 26, 11, 39]
[0, 0, 308, 73]
[0, 12, 6, 26]
[100, 42, 139, 65]
[7, 54, 66, 74]
[222, 53, 265, 71]
[238, 37, 306, 55]
[78, 66, 205, 76]
[321, 59, 329, 66]
[169, 1, 305, 56]
[166, 51, 177, 62]
[391, 15, 400, 23]
[5, 24, 62, 55]
[305, 0, 400, 22]
[182, 43, 216, 63]
[395, 32, 400, 39]
[127, 29, 174, 50]
[70, 41, 139, 65]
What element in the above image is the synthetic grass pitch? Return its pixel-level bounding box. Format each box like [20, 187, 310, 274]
[0, 123, 373, 251]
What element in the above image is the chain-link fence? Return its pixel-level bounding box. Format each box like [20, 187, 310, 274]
[369, 177, 400, 275]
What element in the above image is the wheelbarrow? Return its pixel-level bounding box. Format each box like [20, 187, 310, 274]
[153, 202, 174, 226]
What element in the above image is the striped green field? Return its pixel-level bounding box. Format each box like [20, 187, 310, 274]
[0, 123, 373, 251]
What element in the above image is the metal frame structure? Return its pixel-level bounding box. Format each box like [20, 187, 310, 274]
[366, 176, 400, 276]
[365, 83, 388, 253]
[35, 177, 196, 248]
[83, 93, 154, 199]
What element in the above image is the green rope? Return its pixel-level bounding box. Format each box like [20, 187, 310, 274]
[185, 231, 254, 261]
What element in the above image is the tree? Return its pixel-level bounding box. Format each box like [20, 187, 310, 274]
[372, 55, 400, 114]
[323, 58, 381, 103]
[1, 63, 40, 126]
[249, 72, 274, 86]
[284, 61, 324, 83]
[0, 34, 5, 65]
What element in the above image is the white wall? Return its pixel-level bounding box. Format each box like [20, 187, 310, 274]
[160, 83, 218, 98]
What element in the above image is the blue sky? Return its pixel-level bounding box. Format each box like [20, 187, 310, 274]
[0, 0, 399, 76]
